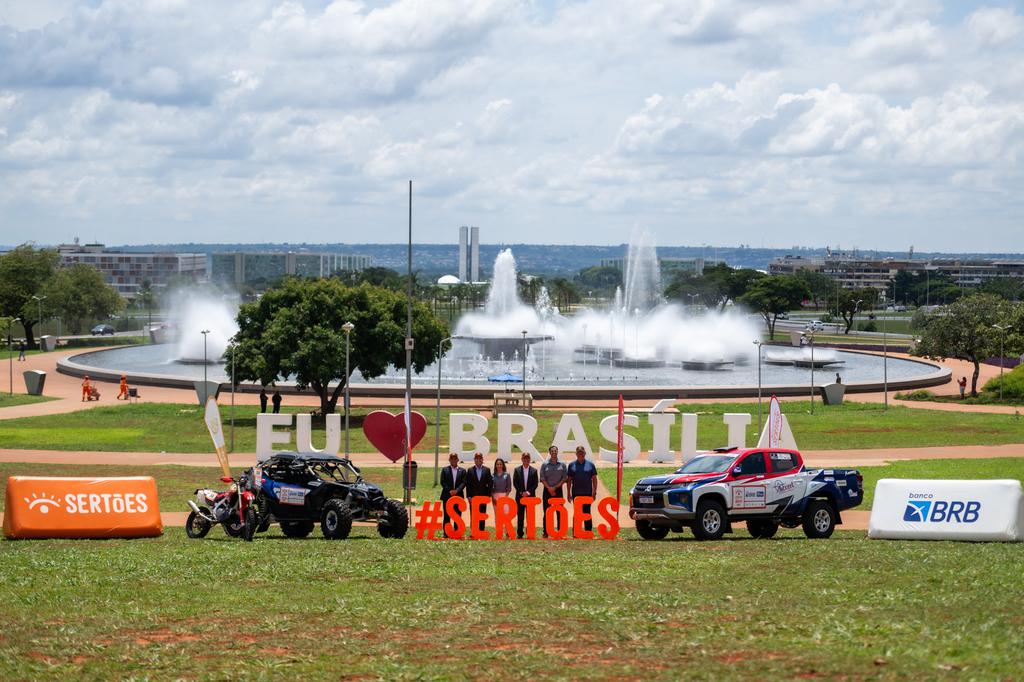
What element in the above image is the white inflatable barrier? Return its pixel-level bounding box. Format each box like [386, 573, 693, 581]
[868, 479, 1024, 542]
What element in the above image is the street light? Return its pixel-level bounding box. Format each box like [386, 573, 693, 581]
[434, 334, 463, 486]
[852, 298, 863, 334]
[687, 293, 700, 310]
[32, 295, 46, 345]
[753, 340, 764, 432]
[229, 337, 236, 452]
[200, 329, 210, 388]
[993, 324, 1013, 401]
[8, 317, 20, 395]
[802, 330, 816, 414]
[342, 321, 355, 457]
[521, 330, 528, 410]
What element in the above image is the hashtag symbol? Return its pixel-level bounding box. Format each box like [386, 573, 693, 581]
[415, 501, 444, 539]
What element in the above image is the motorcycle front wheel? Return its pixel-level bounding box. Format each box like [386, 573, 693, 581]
[185, 510, 212, 539]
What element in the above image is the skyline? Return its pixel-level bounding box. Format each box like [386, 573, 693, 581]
[1, 1, 1022, 251]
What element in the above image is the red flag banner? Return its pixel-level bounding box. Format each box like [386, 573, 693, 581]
[616, 394, 624, 505]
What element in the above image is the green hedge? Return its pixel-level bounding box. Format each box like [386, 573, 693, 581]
[983, 364, 1024, 401]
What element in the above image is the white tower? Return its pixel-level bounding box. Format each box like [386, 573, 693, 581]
[458, 226, 468, 282]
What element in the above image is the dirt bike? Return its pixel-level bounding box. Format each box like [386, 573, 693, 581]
[185, 469, 259, 541]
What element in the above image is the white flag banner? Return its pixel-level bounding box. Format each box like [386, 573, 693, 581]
[204, 397, 231, 478]
[768, 396, 783, 448]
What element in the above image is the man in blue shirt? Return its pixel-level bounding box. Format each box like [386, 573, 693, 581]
[566, 445, 598, 534]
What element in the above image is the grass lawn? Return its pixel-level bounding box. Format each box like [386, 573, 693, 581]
[0, 394, 55, 409]
[598, 458, 1024, 510]
[0, 530, 1021, 680]
[0, 401, 1023, 454]
[0, 463, 408, 512]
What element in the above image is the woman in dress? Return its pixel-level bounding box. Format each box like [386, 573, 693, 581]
[491, 457, 512, 507]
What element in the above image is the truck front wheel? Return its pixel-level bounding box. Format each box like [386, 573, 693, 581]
[635, 520, 670, 540]
[802, 499, 836, 539]
[692, 499, 727, 541]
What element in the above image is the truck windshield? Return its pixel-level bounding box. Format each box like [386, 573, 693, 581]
[675, 455, 736, 474]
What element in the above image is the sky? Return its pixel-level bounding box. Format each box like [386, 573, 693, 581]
[0, 0, 1022, 251]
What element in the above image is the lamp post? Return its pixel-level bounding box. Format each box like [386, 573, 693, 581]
[581, 323, 587, 375]
[200, 329, 210, 388]
[230, 338, 236, 452]
[8, 317, 19, 395]
[852, 298, 863, 334]
[342, 321, 355, 457]
[434, 334, 463, 486]
[521, 330, 528, 409]
[802, 331, 815, 414]
[753, 340, 763, 432]
[687, 293, 699, 311]
[993, 324, 1012, 401]
[32, 295, 46, 345]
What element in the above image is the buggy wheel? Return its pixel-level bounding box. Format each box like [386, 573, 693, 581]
[378, 499, 409, 539]
[321, 499, 353, 540]
[280, 521, 315, 538]
[746, 519, 779, 539]
[185, 510, 211, 539]
[635, 520, 670, 540]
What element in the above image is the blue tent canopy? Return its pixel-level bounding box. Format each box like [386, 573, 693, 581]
[488, 373, 523, 383]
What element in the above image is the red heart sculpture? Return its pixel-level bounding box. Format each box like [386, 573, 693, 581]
[362, 410, 428, 463]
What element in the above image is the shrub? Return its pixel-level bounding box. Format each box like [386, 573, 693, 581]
[895, 389, 934, 401]
[857, 321, 878, 332]
[982, 364, 1024, 402]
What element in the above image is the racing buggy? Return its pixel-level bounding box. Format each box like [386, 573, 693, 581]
[251, 452, 409, 540]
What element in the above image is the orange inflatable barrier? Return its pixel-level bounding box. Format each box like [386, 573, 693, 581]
[3, 476, 163, 540]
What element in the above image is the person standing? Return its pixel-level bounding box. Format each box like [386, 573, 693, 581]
[117, 374, 129, 400]
[81, 375, 91, 401]
[271, 390, 282, 413]
[440, 453, 466, 533]
[539, 445, 567, 538]
[958, 376, 967, 399]
[464, 452, 493, 534]
[17, 340, 26, 361]
[513, 452, 538, 539]
[491, 458, 511, 507]
[259, 388, 268, 414]
[566, 446, 599, 535]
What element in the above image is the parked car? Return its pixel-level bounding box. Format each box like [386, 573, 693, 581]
[90, 324, 116, 336]
[629, 447, 863, 540]
[250, 452, 408, 540]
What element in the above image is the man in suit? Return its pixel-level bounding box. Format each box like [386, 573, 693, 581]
[513, 452, 538, 539]
[440, 452, 466, 532]
[464, 452, 493, 534]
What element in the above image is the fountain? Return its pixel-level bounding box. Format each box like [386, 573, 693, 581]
[169, 292, 239, 364]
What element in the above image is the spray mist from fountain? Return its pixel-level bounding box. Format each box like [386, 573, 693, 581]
[168, 291, 240, 363]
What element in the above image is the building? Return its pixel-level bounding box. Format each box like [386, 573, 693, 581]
[458, 226, 480, 282]
[211, 251, 371, 289]
[768, 253, 1024, 292]
[57, 241, 206, 299]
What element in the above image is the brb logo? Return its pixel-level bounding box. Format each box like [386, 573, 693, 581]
[902, 493, 981, 523]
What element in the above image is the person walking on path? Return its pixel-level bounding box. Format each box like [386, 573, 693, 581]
[566, 446, 599, 536]
[259, 389, 268, 413]
[958, 376, 967, 399]
[17, 340, 26, 361]
[81, 376, 91, 402]
[117, 375, 129, 400]
[539, 446, 567, 538]
[271, 390, 282, 413]
[513, 452, 538, 539]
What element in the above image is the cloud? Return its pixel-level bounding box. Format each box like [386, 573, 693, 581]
[965, 6, 1024, 47]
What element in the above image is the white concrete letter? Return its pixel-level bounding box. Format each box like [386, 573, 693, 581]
[723, 413, 752, 449]
[497, 413, 540, 459]
[449, 413, 490, 462]
[256, 413, 294, 460]
[647, 412, 676, 463]
[551, 413, 593, 456]
[680, 413, 698, 461]
[295, 413, 341, 455]
[599, 413, 640, 463]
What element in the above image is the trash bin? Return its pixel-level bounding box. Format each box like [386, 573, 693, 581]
[23, 370, 46, 395]
[402, 460, 418, 490]
[821, 383, 846, 406]
[39, 335, 56, 352]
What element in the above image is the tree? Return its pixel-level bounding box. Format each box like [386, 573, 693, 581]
[574, 265, 621, 296]
[227, 278, 448, 416]
[737, 275, 808, 340]
[44, 264, 123, 335]
[0, 244, 59, 348]
[915, 294, 1017, 397]
[829, 288, 880, 334]
[136, 279, 157, 336]
[980, 277, 1023, 302]
[797, 270, 833, 310]
[665, 264, 763, 311]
